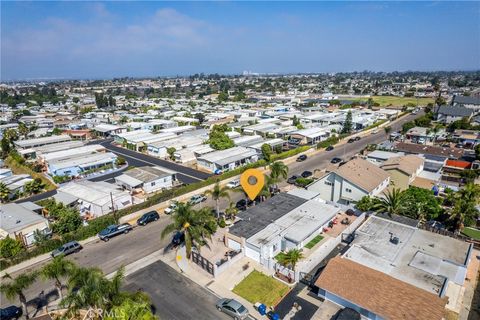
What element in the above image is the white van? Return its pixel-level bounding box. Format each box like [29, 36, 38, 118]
[226, 179, 241, 188]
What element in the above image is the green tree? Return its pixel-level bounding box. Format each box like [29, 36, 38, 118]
[278, 249, 304, 271]
[194, 113, 205, 124]
[208, 130, 234, 150]
[24, 178, 45, 195]
[292, 115, 300, 127]
[18, 122, 29, 139]
[261, 144, 272, 162]
[0, 236, 23, 259]
[475, 144, 480, 160]
[116, 156, 126, 166]
[355, 196, 376, 212]
[53, 208, 83, 234]
[341, 111, 353, 134]
[399, 187, 442, 221]
[225, 202, 238, 221]
[167, 147, 176, 160]
[105, 297, 156, 320]
[372, 188, 405, 216]
[384, 126, 392, 136]
[0, 271, 38, 319]
[0, 182, 11, 202]
[41, 256, 75, 300]
[160, 203, 217, 258]
[217, 92, 229, 102]
[435, 96, 446, 106]
[51, 127, 63, 135]
[269, 161, 289, 184]
[205, 181, 230, 218]
[402, 121, 415, 134]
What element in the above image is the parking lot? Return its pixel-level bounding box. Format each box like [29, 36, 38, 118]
[123, 260, 231, 320]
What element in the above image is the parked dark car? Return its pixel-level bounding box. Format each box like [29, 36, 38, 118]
[137, 211, 160, 226]
[98, 223, 133, 241]
[51, 241, 82, 258]
[347, 138, 355, 143]
[296, 154, 307, 162]
[287, 175, 299, 184]
[334, 307, 361, 320]
[301, 171, 313, 178]
[171, 231, 185, 246]
[354, 136, 361, 141]
[236, 199, 248, 210]
[326, 145, 334, 151]
[0, 306, 22, 320]
[331, 157, 343, 164]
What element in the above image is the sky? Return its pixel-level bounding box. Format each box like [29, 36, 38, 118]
[1, 1, 479, 80]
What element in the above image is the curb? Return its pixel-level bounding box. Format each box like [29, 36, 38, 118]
[0, 235, 99, 277]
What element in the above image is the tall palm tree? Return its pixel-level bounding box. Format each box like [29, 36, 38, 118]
[205, 181, 230, 218]
[0, 271, 38, 319]
[160, 203, 217, 258]
[281, 249, 304, 271]
[18, 122, 29, 139]
[41, 256, 75, 300]
[0, 182, 11, 203]
[372, 188, 405, 217]
[61, 266, 109, 314]
[269, 161, 288, 184]
[225, 202, 238, 221]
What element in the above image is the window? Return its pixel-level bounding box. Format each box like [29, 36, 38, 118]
[325, 181, 333, 186]
[151, 182, 156, 186]
[346, 188, 352, 193]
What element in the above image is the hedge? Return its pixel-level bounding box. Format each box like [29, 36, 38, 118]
[0, 145, 311, 270]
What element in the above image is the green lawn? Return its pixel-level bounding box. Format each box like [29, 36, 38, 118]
[372, 95, 434, 107]
[232, 270, 290, 306]
[305, 235, 324, 249]
[462, 227, 480, 240]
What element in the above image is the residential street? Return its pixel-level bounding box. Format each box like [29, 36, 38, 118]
[99, 140, 212, 184]
[1, 112, 420, 315]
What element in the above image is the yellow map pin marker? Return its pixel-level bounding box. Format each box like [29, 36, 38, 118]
[240, 169, 265, 200]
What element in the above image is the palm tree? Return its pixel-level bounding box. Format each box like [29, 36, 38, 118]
[269, 161, 289, 185]
[280, 249, 304, 271]
[431, 125, 442, 144]
[205, 181, 230, 218]
[41, 256, 75, 300]
[24, 178, 45, 195]
[372, 188, 405, 217]
[18, 122, 29, 139]
[459, 183, 480, 205]
[0, 271, 38, 319]
[61, 266, 109, 314]
[384, 126, 392, 136]
[0, 182, 11, 202]
[160, 203, 217, 258]
[225, 202, 238, 221]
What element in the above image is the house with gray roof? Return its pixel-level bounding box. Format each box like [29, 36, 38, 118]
[0, 203, 51, 246]
[114, 166, 177, 194]
[434, 105, 474, 124]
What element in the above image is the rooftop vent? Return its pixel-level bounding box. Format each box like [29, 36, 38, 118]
[389, 232, 399, 245]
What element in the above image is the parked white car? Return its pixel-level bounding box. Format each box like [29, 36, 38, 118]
[226, 179, 240, 188]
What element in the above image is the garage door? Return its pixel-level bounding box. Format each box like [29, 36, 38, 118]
[245, 245, 260, 262]
[228, 239, 241, 250]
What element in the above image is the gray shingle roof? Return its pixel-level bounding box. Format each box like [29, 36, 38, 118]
[228, 193, 307, 239]
[435, 105, 474, 117]
[453, 95, 480, 106]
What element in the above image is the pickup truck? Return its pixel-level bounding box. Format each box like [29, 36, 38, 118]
[98, 223, 133, 241]
[189, 194, 207, 205]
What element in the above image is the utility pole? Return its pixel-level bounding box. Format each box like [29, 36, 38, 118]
[110, 192, 117, 223]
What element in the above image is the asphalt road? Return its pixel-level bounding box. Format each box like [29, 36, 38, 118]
[99, 140, 212, 184]
[287, 112, 422, 177]
[123, 260, 230, 320]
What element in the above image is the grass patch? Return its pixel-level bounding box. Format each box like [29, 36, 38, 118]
[461, 227, 480, 240]
[304, 235, 324, 249]
[233, 270, 290, 306]
[372, 95, 434, 107]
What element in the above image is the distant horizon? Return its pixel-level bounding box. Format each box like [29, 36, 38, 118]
[2, 69, 480, 83]
[2, 1, 479, 80]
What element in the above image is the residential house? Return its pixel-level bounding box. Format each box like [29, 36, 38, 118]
[57, 181, 135, 218]
[0, 202, 51, 246]
[452, 129, 480, 148]
[14, 135, 72, 150]
[434, 105, 474, 124]
[380, 155, 424, 190]
[93, 124, 126, 138]
[307, 158, 390, 205]
[452, 95, 480, 111]
[197, 147, 259, 173]
[115, 166, 177, 194]
[366, 150, 405, 166]
[289, 127, 331, 145]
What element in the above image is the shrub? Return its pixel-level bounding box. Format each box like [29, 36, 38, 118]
[0, 236, 24, 259]
[317, 136, 339, 149]
[295, 177, 314, 187]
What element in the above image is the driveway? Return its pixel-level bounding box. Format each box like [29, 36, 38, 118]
[99, 140, 212, 184]
[123, 260, 230, 320]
